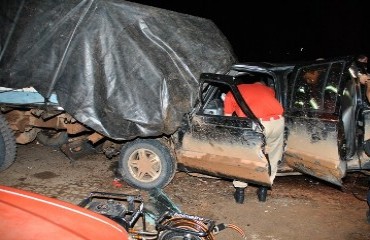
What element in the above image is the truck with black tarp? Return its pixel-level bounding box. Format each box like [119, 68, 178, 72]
[0, 0, 236, 172]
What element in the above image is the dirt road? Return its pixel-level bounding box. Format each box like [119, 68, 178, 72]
[0, 142, 369, 240]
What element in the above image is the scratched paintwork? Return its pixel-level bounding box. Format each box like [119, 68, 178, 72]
[176, 114, 272, 186]
[284, 116, 345, 185]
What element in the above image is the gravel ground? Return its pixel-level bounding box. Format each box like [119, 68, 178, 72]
[0, 142, 370, 240]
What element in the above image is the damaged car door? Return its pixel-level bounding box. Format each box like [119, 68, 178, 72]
[284, 59, 354, 186]
[176, 72, 272, 186]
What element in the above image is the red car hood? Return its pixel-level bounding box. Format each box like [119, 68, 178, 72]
[0, 185, 129, 240]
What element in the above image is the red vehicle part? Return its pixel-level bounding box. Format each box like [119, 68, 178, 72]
[0, 185, 129, 240]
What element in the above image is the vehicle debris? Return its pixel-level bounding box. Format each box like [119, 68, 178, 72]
[78, 188, 247, 239]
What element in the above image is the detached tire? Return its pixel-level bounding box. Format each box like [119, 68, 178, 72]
[36, 129, 68, 147]
[118, 139, 176, 190]
[0, 114, 16, 171]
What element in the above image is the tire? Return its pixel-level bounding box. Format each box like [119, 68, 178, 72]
[118, 139, 176, 190]
[0, 114, 16, 172]
[36, 129, 68, 147]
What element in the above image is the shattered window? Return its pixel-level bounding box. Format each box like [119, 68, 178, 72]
[323, 62, 343, 112]
[293, 65, 328, 111]
[292, 63, 341, 113]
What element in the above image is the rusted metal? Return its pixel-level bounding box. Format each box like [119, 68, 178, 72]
[60, 138, 97, 161]
[87, 132, 104, 143]
[4, 110, 68, 131]
[4, 110, 31, 131]
[4, 109, 88, 135]
[66, 122, 89, 134]
[15, 128, 40, 144]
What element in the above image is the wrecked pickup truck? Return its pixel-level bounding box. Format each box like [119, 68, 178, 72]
[119, 56, 370, 190]
[1, 1, 369, 193]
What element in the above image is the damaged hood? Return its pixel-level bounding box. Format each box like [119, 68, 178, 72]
[0, 0, 236, 140]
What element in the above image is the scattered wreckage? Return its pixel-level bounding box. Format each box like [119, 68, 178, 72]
[0, 185, 246, 239]
[0, 0, 369, 220]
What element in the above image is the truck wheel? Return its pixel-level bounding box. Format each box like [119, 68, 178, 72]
[0, 114, 16, 171]
[118, 139, 176, 190]
[36, 130, 68, 147]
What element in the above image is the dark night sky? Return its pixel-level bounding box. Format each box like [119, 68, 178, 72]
[131, 0, 369, 63]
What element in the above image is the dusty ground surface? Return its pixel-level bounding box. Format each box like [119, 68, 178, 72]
[1, 142, 370, 240]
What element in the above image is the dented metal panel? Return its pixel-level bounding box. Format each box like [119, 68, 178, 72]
[284, 117, 345, 186]
[177, 114, 271, 186]
[281, 60, 355, 186]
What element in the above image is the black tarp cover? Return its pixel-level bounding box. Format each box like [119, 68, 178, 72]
[0, 0, 236, 140]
